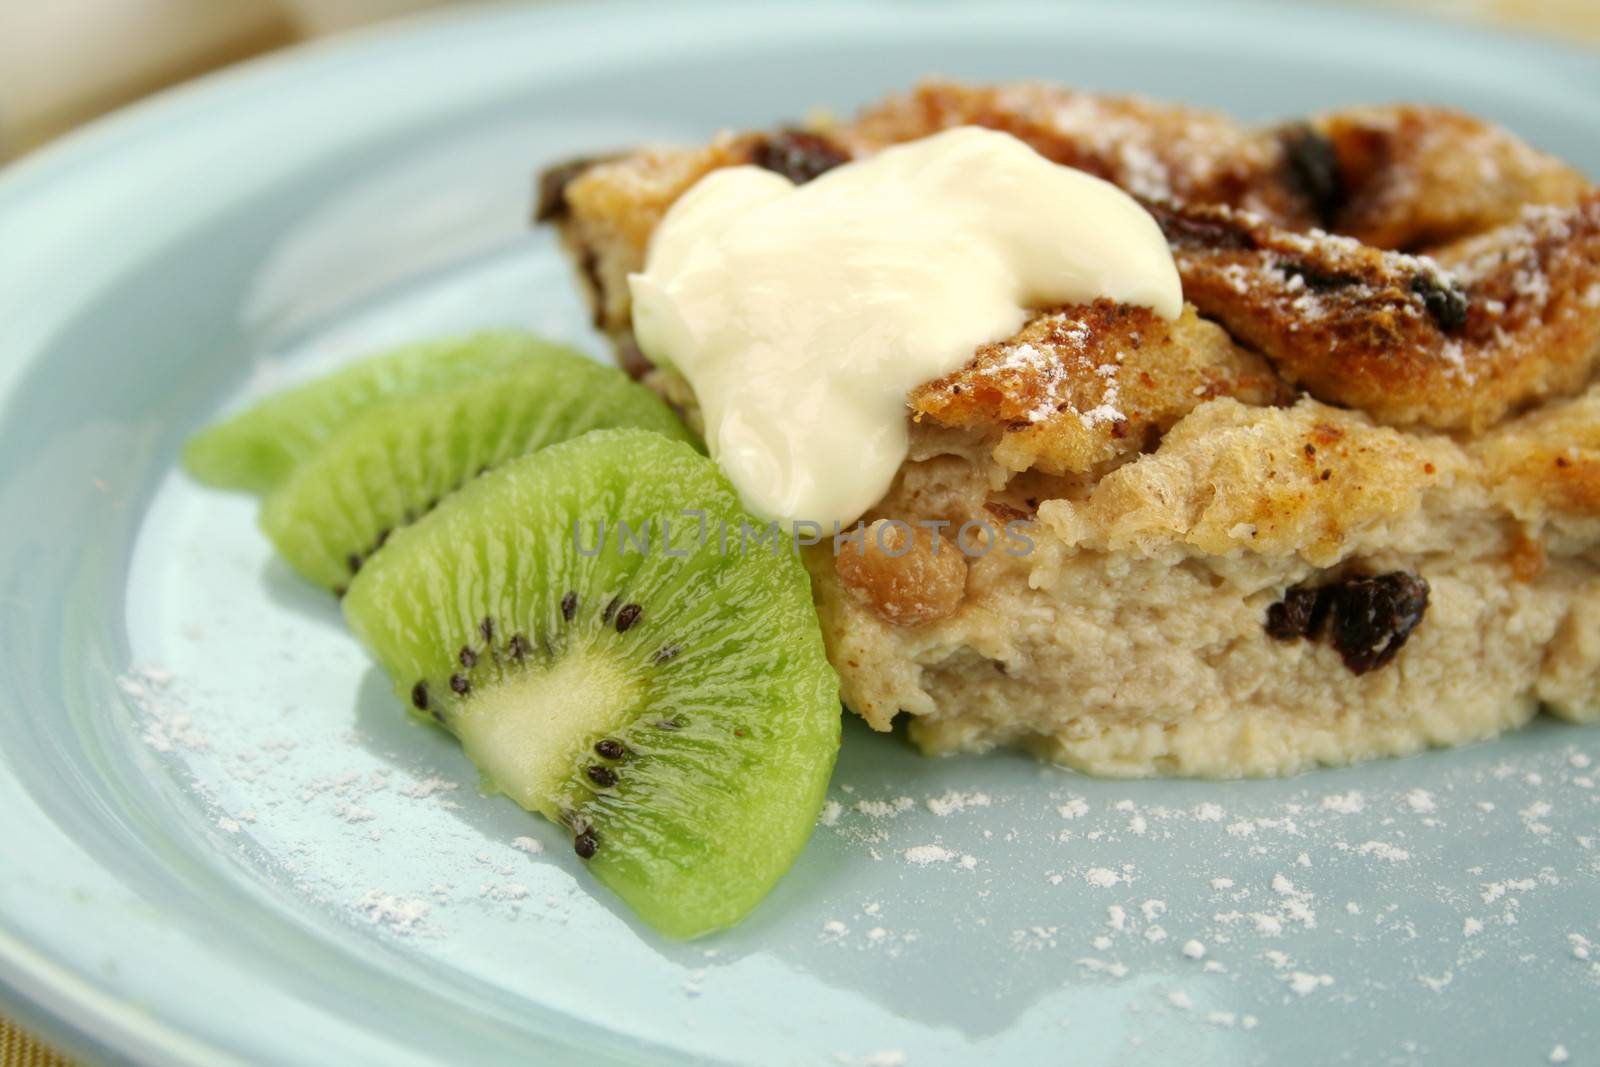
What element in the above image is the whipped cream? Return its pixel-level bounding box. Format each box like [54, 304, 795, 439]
[629, 126, 1182, 528]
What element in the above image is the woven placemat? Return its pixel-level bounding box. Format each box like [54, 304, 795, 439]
[0, 1019, 76, 1067]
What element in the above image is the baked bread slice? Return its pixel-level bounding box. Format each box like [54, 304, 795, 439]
[537, 79, 1600, 777]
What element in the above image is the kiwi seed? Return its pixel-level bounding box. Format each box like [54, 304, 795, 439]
[508, 634, 529, 660]
[594, 738, 625, 760]
[479, 617, 494, 641]
[410, 681, 429, 710]
[560, 591, 577, 621]
[449, 673, 470, 695]
[615, 603, 642, 632]
[573, 829, 598, 858]
[586, 765, 618, 787]
[459, 646, 477, 668]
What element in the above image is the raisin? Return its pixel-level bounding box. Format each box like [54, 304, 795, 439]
[752, 129, 850, 185]
[533, 155, 616, 222]
[1410, 274, 1469, 333]
[578, 247, 604, 328]
[1280, 125, 1345, 228]
[1265, 587, 1320, 640]
[1266, 571, 1429, 675]
[615, 333, 653, 382]
[1147, 203, 1258, 251]
[1278, 259, 1362, 292]
[1321, 572, 1430, 674]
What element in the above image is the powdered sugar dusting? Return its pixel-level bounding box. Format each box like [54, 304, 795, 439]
[356, 890, 429, 934]
[120, 665, 211, 753]
[117, 579, 1598, 1066]
[903, 844, 956, 866]
[834, 1052, 906, 1067]
[926, 790, 992, 816]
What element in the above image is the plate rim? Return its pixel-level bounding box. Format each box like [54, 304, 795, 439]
[2, 2, 1597, 1064]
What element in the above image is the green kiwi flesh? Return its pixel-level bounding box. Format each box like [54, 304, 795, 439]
[341, 429, 841, 939]
[183, 331, 577, 493]
[260, 354, 693, 591]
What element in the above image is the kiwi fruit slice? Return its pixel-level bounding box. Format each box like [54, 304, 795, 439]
[342, 429, 840, 938]
[259, 356, 694, 592]
[184, 331, 573, 493]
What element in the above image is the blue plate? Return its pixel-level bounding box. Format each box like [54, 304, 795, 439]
[1, 3, 1596, 1064]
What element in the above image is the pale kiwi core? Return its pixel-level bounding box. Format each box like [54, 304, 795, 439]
[451, 651, 640, 818]
[628, 126, 1183, 529]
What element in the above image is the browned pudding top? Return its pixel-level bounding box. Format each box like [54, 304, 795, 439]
[845, 84, 1591, 248]
[909, 301, 1289, 477]
[540, 79, 1600, 516]
[1155, 196, 1600, 433]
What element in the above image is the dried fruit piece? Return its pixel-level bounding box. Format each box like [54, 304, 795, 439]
[751, 129, 851, 185]
[1265, 571, 1430, 674]
[1322, 572, 1430, 674]
[835, 519, 967, 627]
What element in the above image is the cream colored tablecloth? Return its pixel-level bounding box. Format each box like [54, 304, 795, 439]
[0, 0, 1595, 1063]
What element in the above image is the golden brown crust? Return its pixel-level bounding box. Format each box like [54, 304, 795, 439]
[539, 77, 1600, 524]
[846, 85, 1590, 249]
[1475, 382, 1600, 521]
[1311, 105, 1591, 249]
[556, 134, 766, 338]
[1158, 196, 1600, 433]
[844, 81, 1303, 221]
[909, 301, 1290, 476]
[1044, 397, 1473, 566]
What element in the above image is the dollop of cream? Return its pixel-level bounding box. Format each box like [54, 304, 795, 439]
[629, 126, 1182, 528]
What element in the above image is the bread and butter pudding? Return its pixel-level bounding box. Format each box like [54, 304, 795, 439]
[536, 80, 1600, 778]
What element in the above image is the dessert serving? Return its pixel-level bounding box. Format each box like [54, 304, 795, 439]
[540, 79, 1600, 779]
[185, 335, 840, 938]
[184, 78, 1599, 937]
